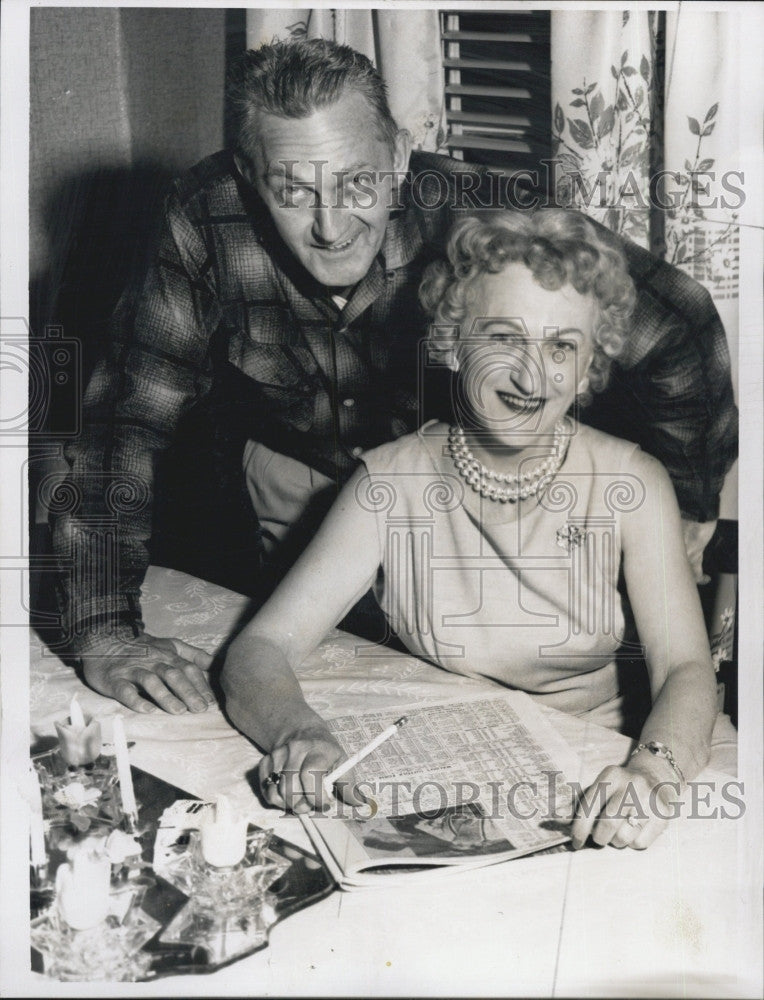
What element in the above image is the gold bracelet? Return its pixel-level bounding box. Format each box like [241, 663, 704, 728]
[630, 740, 686, 788]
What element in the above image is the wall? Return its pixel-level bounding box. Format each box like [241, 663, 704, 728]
[30, 7, 229, 359]
[29, 7, 235, 534]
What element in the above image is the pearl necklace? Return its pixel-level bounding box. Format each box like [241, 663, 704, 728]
[448, 421, 568, 503]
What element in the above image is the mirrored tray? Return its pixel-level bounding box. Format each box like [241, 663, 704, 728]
[30, 748, 335, 981]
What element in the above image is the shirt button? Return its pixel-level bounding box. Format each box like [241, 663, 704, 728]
[342, 398, 355, 408]
[351, 446, 364, 458]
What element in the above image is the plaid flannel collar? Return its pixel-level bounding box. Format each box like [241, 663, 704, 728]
[380, 175, 425, 271]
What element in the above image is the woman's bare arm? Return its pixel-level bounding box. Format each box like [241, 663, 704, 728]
[221, 465, 384, 811]
[571, 450, 718, 850]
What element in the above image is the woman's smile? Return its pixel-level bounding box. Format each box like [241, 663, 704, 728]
[495, 389, 546, 414]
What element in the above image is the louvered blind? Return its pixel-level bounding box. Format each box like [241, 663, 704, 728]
[441, 11, 551, 173]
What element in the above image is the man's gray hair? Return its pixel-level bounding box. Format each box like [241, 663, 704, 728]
[226, 38, 400, 162]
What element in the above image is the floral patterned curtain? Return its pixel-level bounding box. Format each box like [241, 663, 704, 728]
[551, 9, 741, 517]
[551, 9, 743, 681]
[551, 10, 741, 280]
[551, 11, 657, 249]
[244, 8, 445, 152]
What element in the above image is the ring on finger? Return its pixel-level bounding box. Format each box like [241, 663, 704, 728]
[264, 771, 284, 788]
[626, 813, 645, 828]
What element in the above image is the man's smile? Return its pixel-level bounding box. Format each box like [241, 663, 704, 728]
[313, 231, 359, 253]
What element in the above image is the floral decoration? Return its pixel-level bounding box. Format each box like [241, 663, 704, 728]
[53, 782, 102, 812]
[661, 103, 739, 279]
[35, 753, 125, 841]
[556, 523, 591, 552]
[552, 12, 738, 288]
[552, 44, 654, 244]
[710, 605, 735, 671]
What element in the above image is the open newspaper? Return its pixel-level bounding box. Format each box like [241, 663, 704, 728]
[301, 691, 584, 889]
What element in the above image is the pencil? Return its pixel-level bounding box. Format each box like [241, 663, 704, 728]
[325, 716, 408, 785]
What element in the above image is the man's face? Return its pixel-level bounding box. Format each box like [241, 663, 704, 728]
[249, 91, 410, 290]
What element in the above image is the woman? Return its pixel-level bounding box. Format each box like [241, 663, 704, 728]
[222, 209, 719, 851]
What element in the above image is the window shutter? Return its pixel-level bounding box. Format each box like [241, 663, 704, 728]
[441, 10, 551, 174]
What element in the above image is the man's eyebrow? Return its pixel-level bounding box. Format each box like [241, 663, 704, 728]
[334, 162, 376, 175]
[264, 164, 310, 181]
[264, 161, 375, 180]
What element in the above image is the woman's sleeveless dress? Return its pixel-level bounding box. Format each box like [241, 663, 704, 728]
[359, 420, 647, 731]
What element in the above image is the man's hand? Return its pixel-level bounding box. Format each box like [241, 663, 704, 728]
[681, 518, 716, 584]
[82, 633, 216, 714]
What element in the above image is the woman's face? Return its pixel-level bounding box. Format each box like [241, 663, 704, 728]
[456, 262, 598, 449]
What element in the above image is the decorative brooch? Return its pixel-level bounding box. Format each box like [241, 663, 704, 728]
[556, 523, 590, 551]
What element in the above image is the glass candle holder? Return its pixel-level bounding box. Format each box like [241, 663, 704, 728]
[32, 749, 141, 891]
[31, 900, 160, 982]
[154, 828, 290, 966]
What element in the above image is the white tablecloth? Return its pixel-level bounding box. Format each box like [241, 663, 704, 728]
[24, 568, 760, 998]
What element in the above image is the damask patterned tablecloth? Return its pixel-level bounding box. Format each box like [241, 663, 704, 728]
[30, 568, 629, 822]
[31, 567, 504, 828]
[28, 567, 753, 998]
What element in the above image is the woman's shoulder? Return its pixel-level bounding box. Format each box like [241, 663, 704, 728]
[573, 421, 642, 470]
[360, 421, 447, 475]
[573, 422, 675, 516]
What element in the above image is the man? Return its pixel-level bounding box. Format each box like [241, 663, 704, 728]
[51, 39, 737, 715]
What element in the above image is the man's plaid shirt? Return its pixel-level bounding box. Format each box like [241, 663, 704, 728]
[52, 150, 738, 652]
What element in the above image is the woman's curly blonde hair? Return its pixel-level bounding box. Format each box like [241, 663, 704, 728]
[418, 209, 636, 404]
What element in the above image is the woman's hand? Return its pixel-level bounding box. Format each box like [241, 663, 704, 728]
[257, 726, 366, 814]
[570, 760, 682, 851]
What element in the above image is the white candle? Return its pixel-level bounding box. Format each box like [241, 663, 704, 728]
[200, 795, 248, 868]
[28, 766, 46, 869]
[56, 845, 111, 930]
[55, 695, 102, 766]
[111, 715, 138, 821]
[69, 695, 86, 730]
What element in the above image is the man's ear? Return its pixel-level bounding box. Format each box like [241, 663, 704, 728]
[393, 128, 412, 176]
[234, 152, 258, 189]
